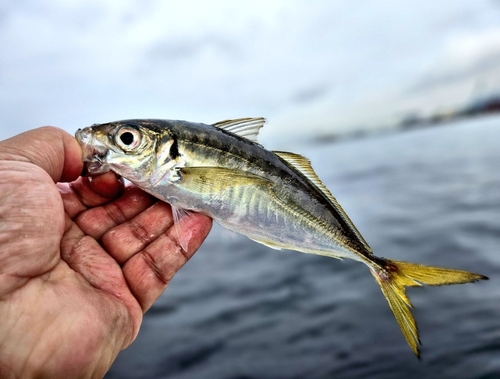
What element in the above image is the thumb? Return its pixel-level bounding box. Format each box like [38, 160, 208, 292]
[0, 126, 83, 182]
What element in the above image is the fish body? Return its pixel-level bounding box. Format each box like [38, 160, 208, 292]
[76, 117, 487, 356]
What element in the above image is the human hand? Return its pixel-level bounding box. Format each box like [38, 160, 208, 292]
[0, 127, 212, 379]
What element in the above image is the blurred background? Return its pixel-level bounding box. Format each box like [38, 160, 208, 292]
[2, 1, 500, 378]
[3, 0, 500, 144]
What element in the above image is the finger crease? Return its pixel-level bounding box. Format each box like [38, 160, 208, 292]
[103, 202, 128, 225]
[178, 239, 191, 262]
[168, 229, 191, 262]
[128, 219, 152, 245]
[141, 249, 173, 286]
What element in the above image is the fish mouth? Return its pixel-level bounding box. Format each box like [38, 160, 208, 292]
[75, 127, 111, 175]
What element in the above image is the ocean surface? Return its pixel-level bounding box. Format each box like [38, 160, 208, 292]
[105, 115, 500, 379]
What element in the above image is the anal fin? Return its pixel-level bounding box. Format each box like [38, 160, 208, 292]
[249, 237, 283, 250]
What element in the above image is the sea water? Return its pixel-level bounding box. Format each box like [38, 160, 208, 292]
[106, 115, 500, 379]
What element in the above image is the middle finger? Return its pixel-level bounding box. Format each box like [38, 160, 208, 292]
[101, 201, 174, 265]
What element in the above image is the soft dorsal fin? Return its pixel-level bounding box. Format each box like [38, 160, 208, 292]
[213, 117, 265, 142]
[273, 151, 372, 253]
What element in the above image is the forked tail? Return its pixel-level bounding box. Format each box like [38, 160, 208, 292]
[370, 259, 487, 357]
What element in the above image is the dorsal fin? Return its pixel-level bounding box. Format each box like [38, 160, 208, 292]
[213, 117, 265, 142]
[273, 151, 372, 253]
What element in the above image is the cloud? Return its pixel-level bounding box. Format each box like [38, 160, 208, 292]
[410, 27, 500, 91]
[1, 0, 500, 143]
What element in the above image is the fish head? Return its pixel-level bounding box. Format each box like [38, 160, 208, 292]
[75, 120, 179, 185]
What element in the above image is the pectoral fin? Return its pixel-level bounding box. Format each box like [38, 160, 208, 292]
[178, 167, 272, 193]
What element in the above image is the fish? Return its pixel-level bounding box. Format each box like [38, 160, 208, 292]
[75, 117, 487, 357]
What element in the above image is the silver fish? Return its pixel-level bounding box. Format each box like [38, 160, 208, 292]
[76, 117, 487, 356]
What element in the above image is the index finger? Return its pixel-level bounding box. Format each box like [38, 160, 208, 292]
[58, 172, 125, 219]
[73, 185, 159, 240]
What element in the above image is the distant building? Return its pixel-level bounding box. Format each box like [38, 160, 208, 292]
[462, 95, 500, 116]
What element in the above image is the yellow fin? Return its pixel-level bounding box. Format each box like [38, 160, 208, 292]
[371, 259, 488, 357]
[179, 166, 271, 193]
[274, 151, 372, 253]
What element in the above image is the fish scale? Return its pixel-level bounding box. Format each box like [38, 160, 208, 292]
[76, 117, 487, 357]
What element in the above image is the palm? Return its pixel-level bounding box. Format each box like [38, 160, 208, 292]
[0, 127, 211, 378]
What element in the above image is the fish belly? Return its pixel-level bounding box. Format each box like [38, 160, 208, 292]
[149, 179, 360, 261]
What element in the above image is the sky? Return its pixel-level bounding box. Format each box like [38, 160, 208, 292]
[1, 0, 500, 145]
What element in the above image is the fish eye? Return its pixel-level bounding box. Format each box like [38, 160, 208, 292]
[120, 132, 134, 145]
[115, 127, 142, 151]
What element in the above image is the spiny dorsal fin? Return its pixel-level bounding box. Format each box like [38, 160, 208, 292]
[273, 151, 372, 253]
[213, 117, 265, 142]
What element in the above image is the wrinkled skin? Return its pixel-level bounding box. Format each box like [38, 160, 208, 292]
[0, 127, 212, 379]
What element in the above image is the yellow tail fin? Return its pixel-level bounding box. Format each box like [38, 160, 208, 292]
[370, 259, 487, 357]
